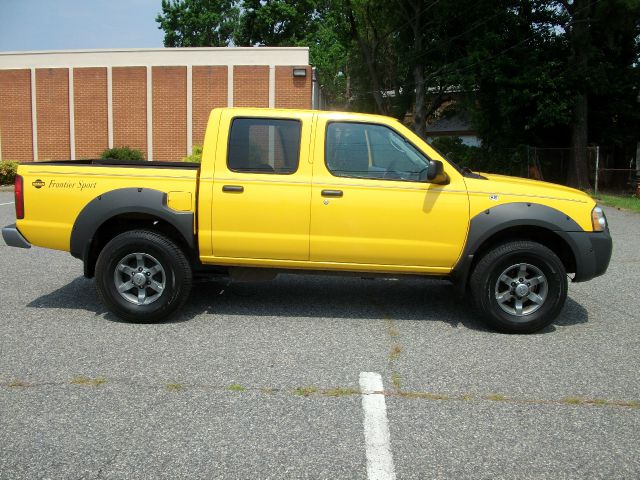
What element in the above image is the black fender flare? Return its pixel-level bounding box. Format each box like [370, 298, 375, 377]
[70, 187, 195, 267]
[450, 202, 588, 293]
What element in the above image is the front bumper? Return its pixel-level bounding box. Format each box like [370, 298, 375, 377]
[1, 224, 31, 249]
[563, 229, 612, 282]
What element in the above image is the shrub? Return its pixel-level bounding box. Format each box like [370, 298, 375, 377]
[182, 145, 202, 163]
[0, 161, 19, 185]
[429, 137, 523, 176]
[100, 147, 145, 161]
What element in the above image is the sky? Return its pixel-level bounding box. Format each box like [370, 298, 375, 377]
[0, 0, 165, 52]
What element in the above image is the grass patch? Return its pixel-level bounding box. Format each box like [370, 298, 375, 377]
[399, 391, 449, 400]
[323, 387, 359, 397]
[260, 387, 275, 394]
[165, 383, 183, 391]
[391, 372, 403, 391]
[294, 386, 318, 397]
[486, 394, 507, 402]
[226, 383, 246, 392]
[594, 193, 640, 213]
[561, 396, 583, 405]
[71, 376, 107, 386]
[8, 380, 29, 388]
[461, 394, 473, 401]
[388, 344, 403, 361]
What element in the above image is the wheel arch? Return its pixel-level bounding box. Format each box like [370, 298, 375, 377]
[451, 202, 583, 294]
[70, 188, 195, 278]
[468, 225, 577, 276]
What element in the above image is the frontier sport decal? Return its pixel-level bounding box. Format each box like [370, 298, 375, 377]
[33, 179, 97, 191]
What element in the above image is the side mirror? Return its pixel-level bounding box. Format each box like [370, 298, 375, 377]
[426, 160, 449, 184]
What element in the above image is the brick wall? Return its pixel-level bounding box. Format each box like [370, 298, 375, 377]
[112, 67, 147, 156]
[74, 68, 108, 159]
[192, 66, 227, 147]
[275, 66, 312, 109]
[0, 60, 312, 164]
[152, 66, 186, 161]
[36, 68, 70, 160]
[0, 69, 33, 162]
[234, 66, 269, 108]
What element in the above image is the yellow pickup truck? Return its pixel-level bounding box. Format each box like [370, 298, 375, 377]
[2, 108, 611, 333]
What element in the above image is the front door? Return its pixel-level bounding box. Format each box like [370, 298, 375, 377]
[210, 111, 313, 261]
[310, 118, 469, 271]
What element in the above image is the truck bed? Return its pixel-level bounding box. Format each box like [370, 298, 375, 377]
[15, 159, 199, 252]
[34, 159, 201, 170]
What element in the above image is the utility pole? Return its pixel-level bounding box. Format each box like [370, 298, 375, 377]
[594, 146, 600, 195]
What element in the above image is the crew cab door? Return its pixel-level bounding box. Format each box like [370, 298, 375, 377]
[210, 110, 313, 260]
[310, 117, 469, 271]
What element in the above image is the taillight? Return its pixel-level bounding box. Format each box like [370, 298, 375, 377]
[15, 175, 24, 219]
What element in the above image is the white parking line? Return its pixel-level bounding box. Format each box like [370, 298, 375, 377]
[0, 202, 15, 206]
[360, 372, 396, 480]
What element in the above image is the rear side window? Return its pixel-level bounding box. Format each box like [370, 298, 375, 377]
[228, 118, 301, 174]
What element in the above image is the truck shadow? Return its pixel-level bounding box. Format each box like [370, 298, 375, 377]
[27, 274, 588, 333]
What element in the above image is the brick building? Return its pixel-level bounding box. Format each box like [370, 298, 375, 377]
[0, 47, 316, 162]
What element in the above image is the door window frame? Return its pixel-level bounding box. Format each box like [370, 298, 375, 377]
[324, 120, 432, 183]
[227, 116, 303, 175]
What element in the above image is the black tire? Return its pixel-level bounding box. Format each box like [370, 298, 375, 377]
[95, 230, 192, 323]
[470, 240, 567, 334]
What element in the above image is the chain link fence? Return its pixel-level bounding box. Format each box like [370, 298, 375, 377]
[491, 146, 639, 194]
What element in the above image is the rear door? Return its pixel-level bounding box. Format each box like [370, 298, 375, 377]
[210, 110, 313, 261]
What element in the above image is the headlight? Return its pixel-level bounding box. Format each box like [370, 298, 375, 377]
[591, 206, 607, 231]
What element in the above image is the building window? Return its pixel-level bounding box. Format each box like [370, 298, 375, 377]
[228, 118, 301, 174]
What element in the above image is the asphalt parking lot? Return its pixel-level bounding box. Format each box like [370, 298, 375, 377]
[1, 190, 639, 479]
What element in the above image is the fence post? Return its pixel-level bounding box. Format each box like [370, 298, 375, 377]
[594, 146, 600, 195]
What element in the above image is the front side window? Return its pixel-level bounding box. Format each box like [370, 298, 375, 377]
[228, 118, 301, 174]
[326, 122, 429, 181]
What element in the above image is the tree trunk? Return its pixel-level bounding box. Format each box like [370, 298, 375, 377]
[413, 65, 427, 138]
[346, 1, 388, 115]
[411, 0, 428, 139]
[569, 91, 590, 188]
[566, 0, 591, 189]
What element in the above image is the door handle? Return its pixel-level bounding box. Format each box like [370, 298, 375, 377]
[321, 189, 343, 197]
[222, 185, 244, 193]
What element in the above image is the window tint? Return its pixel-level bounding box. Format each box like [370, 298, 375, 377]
[326, 122, 429, 181]
[228, 118, 301, 174]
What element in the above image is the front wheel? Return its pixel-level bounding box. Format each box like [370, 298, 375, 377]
[95, 230, 192, 323]
[470, 241, 568, 333]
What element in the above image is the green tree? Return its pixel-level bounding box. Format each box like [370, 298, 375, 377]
[155, 0, 640, 183]
[156, 0, 239, 47]
[234, 0, 322, 46]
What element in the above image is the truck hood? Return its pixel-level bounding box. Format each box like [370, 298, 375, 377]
[466, 172, 594, 204]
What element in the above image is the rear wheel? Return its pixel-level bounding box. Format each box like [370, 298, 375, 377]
[95, 230, 192, 323]
[470, 241, 567, 333]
